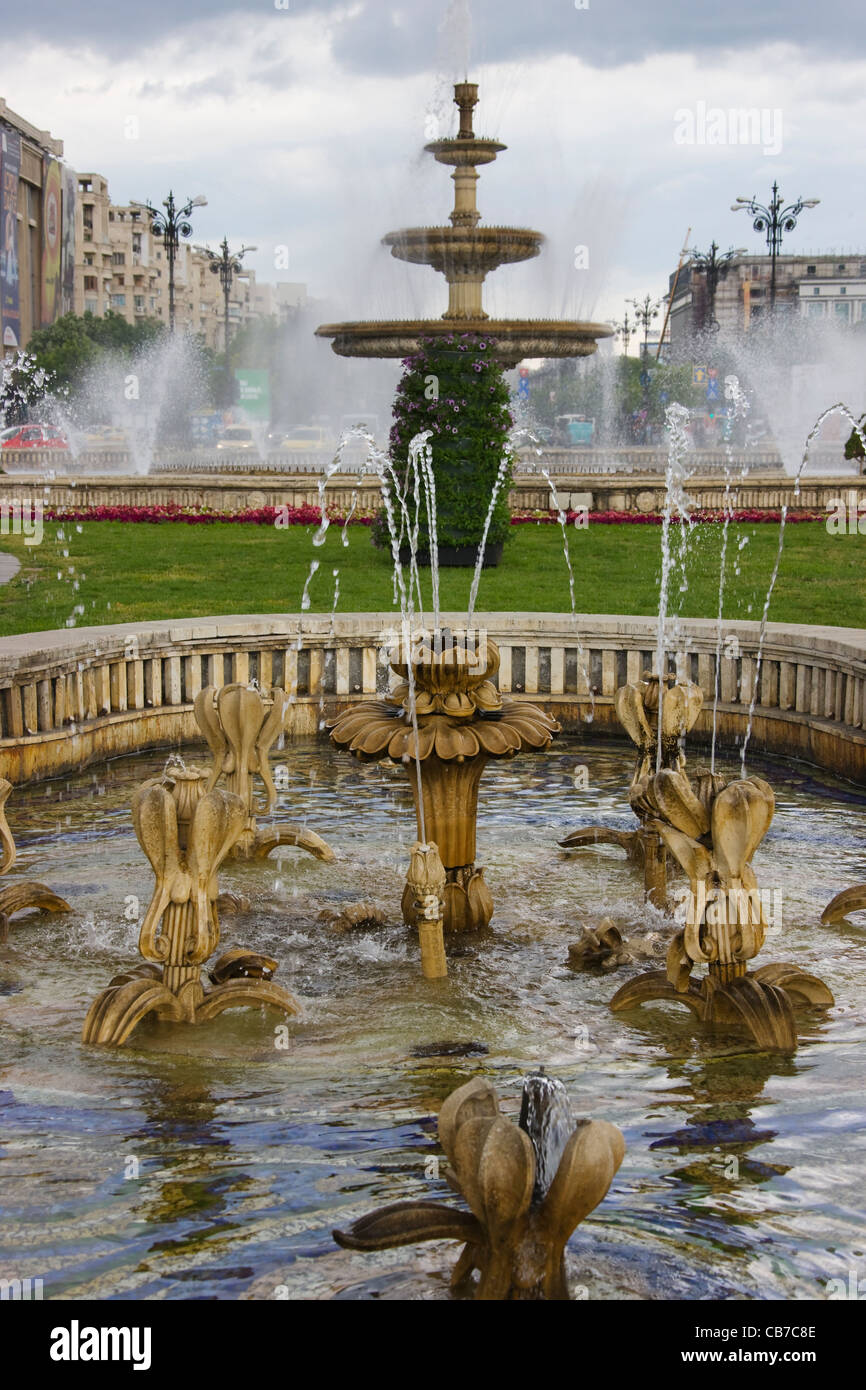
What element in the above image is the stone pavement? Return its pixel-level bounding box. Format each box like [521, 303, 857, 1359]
[0, 552, 20, 585]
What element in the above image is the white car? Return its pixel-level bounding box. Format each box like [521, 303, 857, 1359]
[216, 426, 257, 451]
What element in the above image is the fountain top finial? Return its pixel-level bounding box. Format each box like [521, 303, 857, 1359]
[453, 81, 479, 138]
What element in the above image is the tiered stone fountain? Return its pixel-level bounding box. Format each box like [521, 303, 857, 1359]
[329, 633, 558, 958]
[316, 81, 612, 367]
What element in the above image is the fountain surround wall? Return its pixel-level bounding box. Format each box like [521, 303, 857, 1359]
[0, 613, 863, 786]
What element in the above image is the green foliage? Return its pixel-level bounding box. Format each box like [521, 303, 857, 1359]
[26, 311, 167, 390]
[844, 415, 866, 462]
[532, 354, 717, 439]
[386, 333, 514, 553]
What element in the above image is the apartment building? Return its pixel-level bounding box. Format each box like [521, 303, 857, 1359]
[73, 172, 301, 349]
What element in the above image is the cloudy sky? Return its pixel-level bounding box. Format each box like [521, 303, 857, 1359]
[4, 0, 866, 335]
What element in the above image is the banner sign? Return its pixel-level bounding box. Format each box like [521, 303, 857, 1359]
[41, 156, 62, 325]
[235, 368, 270, 420]
[0, 127, 22, 348]
[61, 165, 76, 315]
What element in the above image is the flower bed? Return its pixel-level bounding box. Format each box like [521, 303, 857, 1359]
[40, 502, 825, 528]
[513, 508, 825, 526]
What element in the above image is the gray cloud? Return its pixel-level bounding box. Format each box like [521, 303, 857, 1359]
[9, 0, 866, 67]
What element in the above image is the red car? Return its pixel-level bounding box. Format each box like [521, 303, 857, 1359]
[0, 423, 69, 449]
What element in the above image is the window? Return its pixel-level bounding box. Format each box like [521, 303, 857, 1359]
[108, 211, 114, 222]
[111, 294, 126, 307]
[84, 299, 98, 314]
[79, 178, 93, 193]
[807, 301, 824, 318]
[84, 254, 94, 267]
[84, 276, 97, 291]
[134, 295, 145, 311]
[111, 251, 126, 266]
[813, 286, 821, 295]
[806, 265, 816, 275]
[82, 206, 94, 235]
[835, 301, 851, 321]
[132, 234, 142, 254]
[838, 263, 846, 272]
[840, 286, 847, 295]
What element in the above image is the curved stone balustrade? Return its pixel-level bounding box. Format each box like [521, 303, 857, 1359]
[0, 464, 860, 518]
[0, 612, 863, 785]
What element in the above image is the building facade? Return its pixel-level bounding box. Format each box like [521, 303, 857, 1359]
[0, 98, 71, 352]
[74, 173, 306, 349]
[668, 252, 866, 345]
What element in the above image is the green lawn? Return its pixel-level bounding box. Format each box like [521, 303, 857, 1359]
[0, 518, 862, 636]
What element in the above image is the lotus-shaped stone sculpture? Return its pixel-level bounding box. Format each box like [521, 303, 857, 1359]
[610, 767, 833, 1052]
[329, 635, 558, 932]
[0, 775, 70, 940]
[195, 682, 334, 863]
[333, 1075, 624, 1300]
[559, 673, 703, 907]
[83, 767, 300, 1047]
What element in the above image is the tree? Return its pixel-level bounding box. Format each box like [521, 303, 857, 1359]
[26, 311, 166, 390]
[383, 332, 514, 561]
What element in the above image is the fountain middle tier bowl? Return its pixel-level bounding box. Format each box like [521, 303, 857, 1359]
[382, 225, 545, 273]
[315, 317, 614, 367]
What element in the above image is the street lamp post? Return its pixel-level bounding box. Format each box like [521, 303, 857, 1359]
[630, 294, 662, 360]
[197, 238, 256, 406]
[139, 191, 208, 331]
[687, 242, 743, 331]
[629, 296, 662, 444]
[612, 310, 634, 357]
[731, 183, 819, 312]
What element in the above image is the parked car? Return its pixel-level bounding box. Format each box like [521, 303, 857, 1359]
[83, 424, 127, 446]
[277, 425, 331, 451]
[216, 426, 257, 452]
[1, 423, 69, 450]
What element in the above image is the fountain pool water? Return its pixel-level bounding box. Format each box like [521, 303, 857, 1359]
[1, 737, 864, 1299]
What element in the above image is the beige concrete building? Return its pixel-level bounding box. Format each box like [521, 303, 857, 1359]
[0, 97, 68, 351]
[669, 251, 866, 343]
[74, 172, 307, 350]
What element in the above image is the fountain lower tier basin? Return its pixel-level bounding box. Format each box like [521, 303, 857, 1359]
[1, 737, 864, 1299]
[314, 318, 613, 367]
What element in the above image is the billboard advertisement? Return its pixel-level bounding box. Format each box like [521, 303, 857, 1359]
[41, 156, 62, 325]
[0, 126, 22, 349]
[235, 368, 270, 420]
[61, 165, 76, 315]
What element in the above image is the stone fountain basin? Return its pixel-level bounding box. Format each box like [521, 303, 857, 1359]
[315, 318, 614, 367]
[0, 736, 863, 1299]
